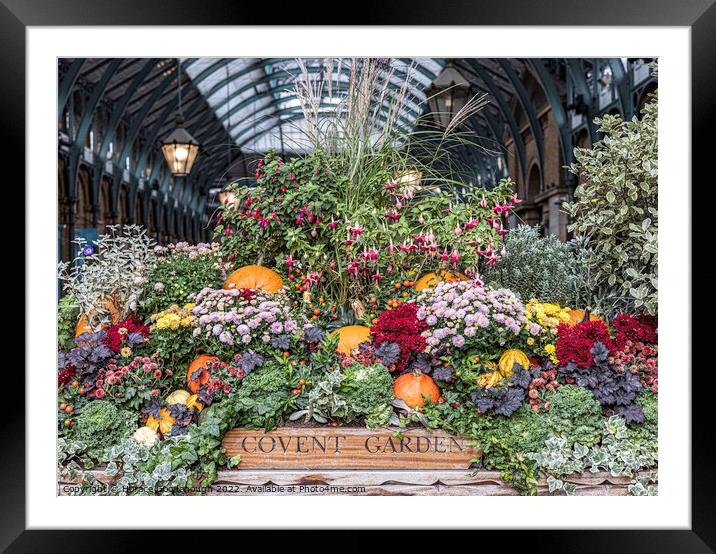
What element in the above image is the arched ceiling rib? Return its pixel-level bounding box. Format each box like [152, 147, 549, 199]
[182, 57, 445, 154]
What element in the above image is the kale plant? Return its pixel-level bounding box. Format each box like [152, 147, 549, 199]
[73, 400, 137, 460]
[341, 363, 394, 427]
[232, 362, 293, 430]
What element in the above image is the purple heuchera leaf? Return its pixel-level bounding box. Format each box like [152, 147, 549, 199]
[142, 398, 163, 418]
[126, 332, 145, 346]
[167, 424, 189, 437]
[432, 364, 454, 382]
[410, 352, 435, 375]
[613, 403, 645, 424]
[167, 403, 193, 426]
[303, 325, 325, 343]
[238, 349, 264, 374]
[511, 363, 537, 389]
[197, 387, 214, 407]
[374, 341, 401, 366]
[270, 335, 291, 351]
[494, 388, 525, 417]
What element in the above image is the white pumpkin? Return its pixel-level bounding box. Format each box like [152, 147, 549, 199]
[132, 426, 159, 447]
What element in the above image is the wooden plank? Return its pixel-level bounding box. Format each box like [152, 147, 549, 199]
[221, 427, 481, 469]
[58, 468, 638, 496]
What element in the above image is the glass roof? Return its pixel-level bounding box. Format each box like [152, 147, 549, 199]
[182, 57, 445, 154]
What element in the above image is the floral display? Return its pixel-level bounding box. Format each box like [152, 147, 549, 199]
[56, 79, 658, 497]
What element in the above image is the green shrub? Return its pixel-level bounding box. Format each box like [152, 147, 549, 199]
[482, 225, 579, 306]
[546, 385, 603, 447]
[73, 400, 137, 460]
[564, 98, 658, 316]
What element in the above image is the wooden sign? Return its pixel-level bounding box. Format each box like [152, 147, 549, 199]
[222, 427, 480, 469]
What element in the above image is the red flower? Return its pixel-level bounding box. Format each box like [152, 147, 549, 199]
[370, 302, 427, 373]
[101, 318, 151, 353]
[555, 320, 614, 367]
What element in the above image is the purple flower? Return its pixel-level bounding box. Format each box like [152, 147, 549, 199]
[82, 245, 94, 256]
[451, 335, 465, 348]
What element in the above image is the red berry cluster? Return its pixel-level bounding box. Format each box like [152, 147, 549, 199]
[527, 367, 561, 413]
[370, 302, 427, 373]
[555, 320, 614, 367]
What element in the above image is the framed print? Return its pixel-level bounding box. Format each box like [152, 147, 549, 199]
[6, 0, 712, 548]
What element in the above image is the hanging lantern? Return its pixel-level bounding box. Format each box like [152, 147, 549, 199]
[162, 115, 200, 177]
[426, 60, 471, 128]
[162, 60, 200, 176]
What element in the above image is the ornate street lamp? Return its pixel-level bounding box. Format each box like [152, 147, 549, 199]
[426, 60, 471, 128]
[162, 60, 200, 176]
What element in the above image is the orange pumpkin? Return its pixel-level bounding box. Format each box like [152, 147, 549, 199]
[414, 270, 468, 291]
[223, 265, 284, 293]
[186, 354, 218, 393]
[393, 372, 440, 408]
[75, 299, 120, 337]
[146, 408, 176, 435]
[566, 309, 602, 327]
[330, 325, 371, 356]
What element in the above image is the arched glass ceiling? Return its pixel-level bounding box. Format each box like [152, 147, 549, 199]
[182, 57, 445, 154]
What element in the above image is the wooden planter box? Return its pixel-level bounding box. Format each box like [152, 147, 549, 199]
[56, 427, 640, 496]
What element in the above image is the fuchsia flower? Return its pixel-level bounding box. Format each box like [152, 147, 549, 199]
[385, 211, 401, 222]
[362, 248, 380, 261]
[328, 219, 338, 230]
[348, 224, 365, 237]
[347, 259, 361, 277]
[479, 195, 488, 207]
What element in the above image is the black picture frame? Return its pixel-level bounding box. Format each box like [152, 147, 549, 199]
[6, 0, 711, 549]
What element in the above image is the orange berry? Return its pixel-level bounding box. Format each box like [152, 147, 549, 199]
[283, 351, 290, 358]
[59, 403, 67, 410]
[65, 406, 74, 413]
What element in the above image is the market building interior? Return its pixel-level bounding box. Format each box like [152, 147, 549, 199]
[57, 57, 657, 260]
